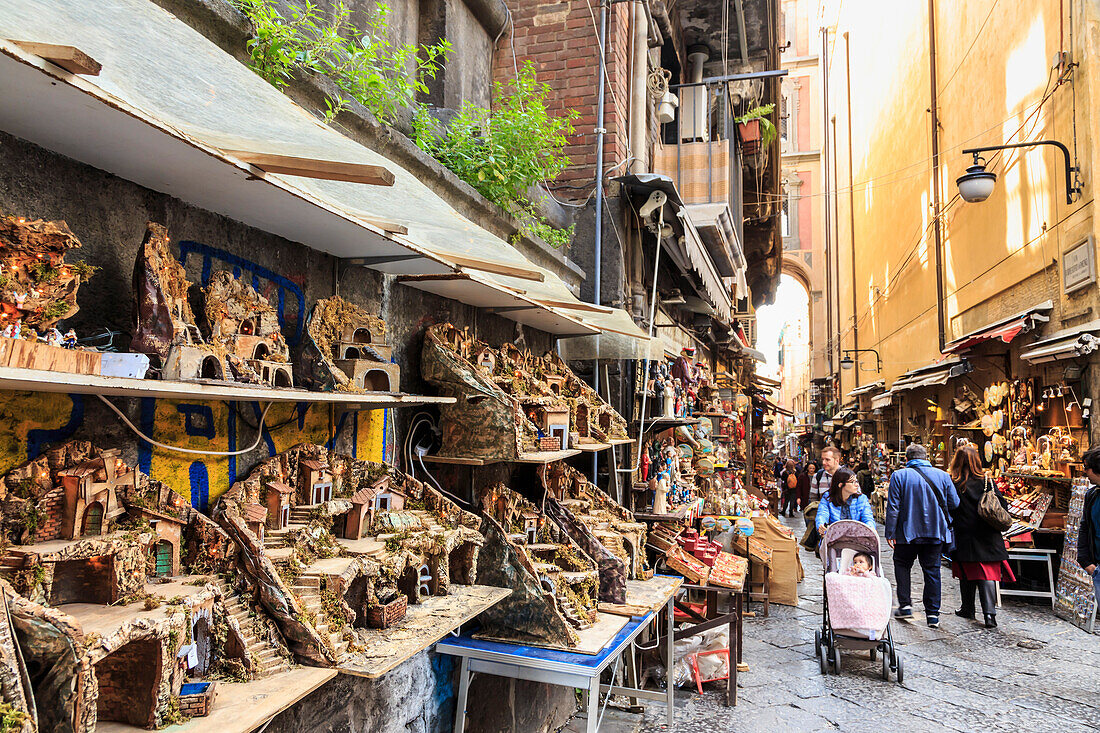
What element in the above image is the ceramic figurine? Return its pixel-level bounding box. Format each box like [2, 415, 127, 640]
[62, 329, 77, 349]
[44, 327, 62, 347]
[654, 473, 670, 514]
[662, 380, 676, 418]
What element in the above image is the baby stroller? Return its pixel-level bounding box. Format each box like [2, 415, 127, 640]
[814, 520, 903, 682]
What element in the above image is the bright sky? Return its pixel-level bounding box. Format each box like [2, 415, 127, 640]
[754, 274, 810, 380]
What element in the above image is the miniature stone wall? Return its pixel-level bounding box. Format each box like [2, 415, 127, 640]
[94, 638, 162, 728]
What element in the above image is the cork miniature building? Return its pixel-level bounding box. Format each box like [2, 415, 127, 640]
[299, 295, 400, 392]
[131, 222, 291, 387]
[214, 444, 483, 664]
[0, 441, 265, 730]
[541, 462, 652, 589]
[475, 484, 600, 647]
[421, 323, 631, 460]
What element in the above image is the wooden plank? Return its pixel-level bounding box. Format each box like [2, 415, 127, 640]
[619, 575, 683, 614]
[9, 41, 101, 75]
[357, 215, 408, 235]
[221, 150, 395, 186]
[0, 365, 454, 407]
[534, 299, 614, 313]
[338, 585, 510, 679]
[420, 454, 491, 466]
[98, 667, 337, 733]
[515, 449, 581, 464]
[0, 338, 101, 375]
[441, 252, 545, 282]
[598, 602, 652, 617]
[573, 442, 611, 453]
[474, 610, 629, 655]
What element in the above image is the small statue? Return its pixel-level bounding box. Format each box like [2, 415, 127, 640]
[45, 327, 63, 347]
[62, 329, 78, 349]
[654, 473, 670, 514]
[641, 449, 651, 481]
[662, 380, 676, 418]
[674, 378, 684, 417]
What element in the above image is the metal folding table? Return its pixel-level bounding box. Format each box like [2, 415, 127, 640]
[437, 600, 675, 733]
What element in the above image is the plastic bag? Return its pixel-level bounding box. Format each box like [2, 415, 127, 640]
[670, 627, 729, 688]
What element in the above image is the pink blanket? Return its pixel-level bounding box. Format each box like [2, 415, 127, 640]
[825, 572, 891, 636]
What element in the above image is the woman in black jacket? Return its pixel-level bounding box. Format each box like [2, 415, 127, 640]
[949, 445, 1012, 627]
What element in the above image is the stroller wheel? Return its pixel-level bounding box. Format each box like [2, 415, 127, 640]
[869, 646, 877, 662]
[831, 651, 841, 674]
[819, 648, 829, 675]
[814, 630, 822, 657]
[881, 648, 890, 680]
[896, 656, 904, 684]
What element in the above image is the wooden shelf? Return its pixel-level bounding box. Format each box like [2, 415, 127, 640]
[0, 366, 454, 409]
[1002, 472, 1072, 484]
[421, 448, 581, 466]
[338, 585, 509, 679]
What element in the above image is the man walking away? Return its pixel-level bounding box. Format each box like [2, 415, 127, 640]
[806, 447, 841, 526]
[1077, 447, 1100, 609]
[886, 443, 959, 628]
[780, 459, 799, 517]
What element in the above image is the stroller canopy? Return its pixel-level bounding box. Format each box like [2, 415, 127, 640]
[819, 519, 881, 566]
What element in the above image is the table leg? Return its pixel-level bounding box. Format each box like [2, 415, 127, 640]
[625, 640, 640, 710]
[666, 596, 675, 728]
[586, 674, 600, 733]
[454, 656, 470, 733]
[1046, 556, 1055, 608]
[726, 609, 735, 707]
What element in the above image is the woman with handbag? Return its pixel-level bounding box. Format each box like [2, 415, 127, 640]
[948, 445, 1013, 627]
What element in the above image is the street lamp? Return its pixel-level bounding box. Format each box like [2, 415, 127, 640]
[840, 348, 882, 372]
[957, 140, 1081, 205]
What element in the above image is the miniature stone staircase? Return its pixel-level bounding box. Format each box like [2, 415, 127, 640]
[215, 580, 292, 677]
[290, 573, 349, 659]
[0, 550, 26, 582]
[289, 505, 318, 524]
[261, 505, 318, 551]
[557, 596, 594, 631]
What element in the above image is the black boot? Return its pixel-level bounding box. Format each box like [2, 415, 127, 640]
[978, 580, 997, 627]
[955, 579, 976, 620]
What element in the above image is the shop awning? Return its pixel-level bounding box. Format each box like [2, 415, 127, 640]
[889, 358, 971, 392]
[1020, 319, 1100, 364]
[759, 397, 793, 417]
[870, 392, 895, 410]
[684, 202, 746, 287]
[617, 174, 733, 321]
[0, 1, 640, 338]
[942, 301, 1053, 354]
[555, 308, 665, 360]
[846, 380, 885, 399]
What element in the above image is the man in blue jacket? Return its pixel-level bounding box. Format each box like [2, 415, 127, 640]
[885, 443, 960, 628]
[1077, 447, 1100, 608]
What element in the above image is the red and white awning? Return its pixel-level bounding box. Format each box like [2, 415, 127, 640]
[942, 301, 1052, 354]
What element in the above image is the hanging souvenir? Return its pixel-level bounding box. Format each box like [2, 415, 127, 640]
[984, 440, 994, 463]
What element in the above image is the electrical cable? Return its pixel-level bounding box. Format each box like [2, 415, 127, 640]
[97, 394, 274, 456]
[937, 0, 1002, 94]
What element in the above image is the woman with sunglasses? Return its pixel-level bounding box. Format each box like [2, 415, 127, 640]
[815, 467, 876, 531]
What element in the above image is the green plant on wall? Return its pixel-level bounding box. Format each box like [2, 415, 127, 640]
[734, 103, 777, 148]
[232, 0, 449, 124]
[414, 62, 577, 249]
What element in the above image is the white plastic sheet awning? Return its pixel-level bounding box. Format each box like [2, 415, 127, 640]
[846, 380, 884, 399]
[871, 392, 894, 410]
[889, 358, 971, 392]
[0, 0, 652, 341]
[1020, 319, 1100, 364]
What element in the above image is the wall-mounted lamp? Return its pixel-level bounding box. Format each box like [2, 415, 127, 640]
[840, 348, 882, 371]
[957, 140, 1081, 204]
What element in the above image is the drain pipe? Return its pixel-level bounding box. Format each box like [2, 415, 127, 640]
[630, 0, 648, 174]
[592, 0, 608, 484]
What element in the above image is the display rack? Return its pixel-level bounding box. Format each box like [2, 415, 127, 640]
[0, 365, 454, 409]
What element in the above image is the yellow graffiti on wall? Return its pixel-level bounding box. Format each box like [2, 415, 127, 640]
[0, 390, 386, 507]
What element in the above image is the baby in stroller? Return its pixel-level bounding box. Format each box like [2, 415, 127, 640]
[815, 520, 903, 681]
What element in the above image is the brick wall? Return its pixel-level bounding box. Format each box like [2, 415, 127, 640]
[94, 638, 162, 728]
[493, 0, 633, 200]
[34, 486, 64, 542]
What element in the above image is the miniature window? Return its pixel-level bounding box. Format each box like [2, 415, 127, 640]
[200, 355, 223, 380]
[253, 342, 270, 360]
[281, 505, 290, 526]
[376, 495, 391, 511]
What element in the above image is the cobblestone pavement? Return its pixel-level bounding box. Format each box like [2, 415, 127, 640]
[568, 515, 1100, 733]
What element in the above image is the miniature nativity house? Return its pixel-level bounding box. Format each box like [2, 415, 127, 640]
[263, 479, 294, 531]
[55, 448, 134, 540]
[299, 296, 400, 392]
[214, 444, 483, 666]
[475, 484, 600, 647]
[131, 222, 291, 387]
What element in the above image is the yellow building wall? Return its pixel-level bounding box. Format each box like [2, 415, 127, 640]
[823, 0, 1099, 397]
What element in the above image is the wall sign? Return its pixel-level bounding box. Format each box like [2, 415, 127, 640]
[1063, 236, 1096, 294]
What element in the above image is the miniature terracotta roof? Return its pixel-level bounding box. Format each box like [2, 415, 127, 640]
[58, 464, 98, 477]
[266, 480, 295, 494]
[299, 459, 324, 470]
[349, 486, 378, 504]
[243, 503, 268, 523]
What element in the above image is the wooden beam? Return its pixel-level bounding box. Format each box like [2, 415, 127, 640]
[356, 215, 408, 235]
[221, 150, 395, 186]
[534, 299, 614, 313]
[440, 253, 545, 282]
[10, 41, 101, 75]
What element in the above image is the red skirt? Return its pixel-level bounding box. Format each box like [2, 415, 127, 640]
[951, 560, 1016, 583]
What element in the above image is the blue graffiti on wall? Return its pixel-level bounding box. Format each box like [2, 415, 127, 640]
[189, 461, 210, 512]
[26, 395, 85, 461]
[177, 240, 307, 346]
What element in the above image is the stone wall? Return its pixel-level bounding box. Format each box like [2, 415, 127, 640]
[94, 638, 162, 728]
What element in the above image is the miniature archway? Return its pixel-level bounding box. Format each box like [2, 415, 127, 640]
[192, 616, 213, 676]
[93, 638, 162, 727]
[448, 541, 479, 585]
[343, 346, 361, 359]
[253, 342, 271, 360]
[82, 502, 104, 536]
[362, 370, 391, 392]
[272, 369, 292, 388]
[575, 404, 589, 437]
[352, 328, 372, 344]
[239, 318, 257, 336]
[200, 356, 223, 380]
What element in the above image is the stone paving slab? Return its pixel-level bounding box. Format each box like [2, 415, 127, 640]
[552, 515, 1100, 733]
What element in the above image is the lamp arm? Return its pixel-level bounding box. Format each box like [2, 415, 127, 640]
[962, 140, 1079, 205]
